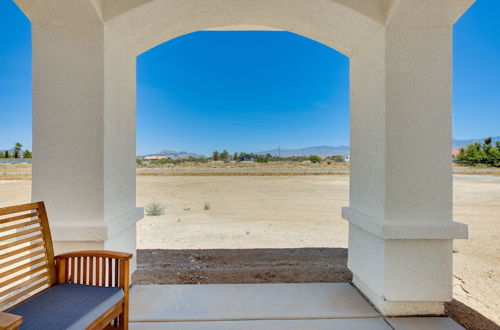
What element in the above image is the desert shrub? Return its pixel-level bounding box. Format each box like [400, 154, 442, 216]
[330, 155, 345, 162]
[145, 200, 166, 216]
[308, 155, 322, 163]
[152, 158, 178, 165]
[190, 157, 208, 164]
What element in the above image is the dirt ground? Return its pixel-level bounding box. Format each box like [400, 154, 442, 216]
[0, 174, 498, 325]
[133, 248, 351, 285]
[136, 175, 350, 249]
[451, 177, 500, 326]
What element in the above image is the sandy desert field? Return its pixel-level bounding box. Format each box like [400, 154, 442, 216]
[0, 174, 498, 325]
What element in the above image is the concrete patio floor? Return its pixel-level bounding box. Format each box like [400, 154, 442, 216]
[129, 283, 464, 329]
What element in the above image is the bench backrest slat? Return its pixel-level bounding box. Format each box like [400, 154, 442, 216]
[0, 202, 56, 311]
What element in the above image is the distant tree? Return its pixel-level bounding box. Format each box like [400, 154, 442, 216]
[458, 143, 486, 165]
[255, 155, 268, 163]
[22, 150, 32, 158]
[0, 152, 3, 159]
[4, 151, 9, 158]
[13, 143, 23, 158]
[212, 151, 219, 161]
[330, 155, 345, 162]
[233, 152, 238, 161]
[483, 144, 500, 166]
[456, 141, 500, 166]
[265, 153, 272, 159]
[308, 155, 322, 163]
[220, 150, 229, 160]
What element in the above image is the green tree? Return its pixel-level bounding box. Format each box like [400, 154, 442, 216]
[22, 150, 32, 158]
[466, 143, 486, 164]
[220, 150, 229, 160]
[233, 152, 238, 161]
[308, 155, 322, 163]
[481, 137, 497, 166]
[483, 144, 500, 166]
[256, 155, 268, 163]
[14, 142, 23, 158]
[212, 150, 219, 161]
[455, 141, 499, 166]
[4, 151, 9, 158]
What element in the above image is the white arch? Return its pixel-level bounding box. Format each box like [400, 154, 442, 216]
[13, 0, 475, 316]
[98, 0, 387, 56]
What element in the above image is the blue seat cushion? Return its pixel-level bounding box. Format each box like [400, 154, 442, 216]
[9, 283, 124, 330]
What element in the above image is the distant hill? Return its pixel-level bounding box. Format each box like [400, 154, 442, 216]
[452, 136, 500, 149]
[0, 148, 15, 154]
[142, 137, 499, 160]
[258, 137, 500, 157]
[258, 145, 350, 157]
[143, 149, 204, 159]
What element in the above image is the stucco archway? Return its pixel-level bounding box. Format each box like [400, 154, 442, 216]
[14, 0, 473, 316]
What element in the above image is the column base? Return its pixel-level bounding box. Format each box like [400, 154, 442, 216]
[51, 207, 143, 272]
[343, 207, 468, 317]
[353, 274, 445, 316]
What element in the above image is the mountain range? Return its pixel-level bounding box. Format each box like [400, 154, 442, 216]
[452, 136, 500, 149]
[142, 146, 350, 158]
[257, 145, 350, 157]
[260, 136, 500, 156]
[143, 149, 204, 159]
[0, 148, 15, 154]
[141, 136, 499, 158]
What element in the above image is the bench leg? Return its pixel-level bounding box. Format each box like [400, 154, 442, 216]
[119, 302, 128, 330]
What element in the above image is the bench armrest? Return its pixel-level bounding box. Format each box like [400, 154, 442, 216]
[55, 250, 131, 290]
[0, 312, 22, 330]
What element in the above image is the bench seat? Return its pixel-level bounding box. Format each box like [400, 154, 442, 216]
[8, 283, 124, 330]
[1, 202, 131, 329]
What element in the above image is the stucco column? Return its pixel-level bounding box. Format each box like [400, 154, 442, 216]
[345, 24, 468, 315]
[22, 2, 142, 270]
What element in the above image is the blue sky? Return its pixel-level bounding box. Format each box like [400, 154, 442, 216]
[0, 1, 499, 156]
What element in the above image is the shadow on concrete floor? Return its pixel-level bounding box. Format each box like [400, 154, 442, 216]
[133, 248, 351, 285]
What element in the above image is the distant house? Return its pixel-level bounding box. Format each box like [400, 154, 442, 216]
[343, 155, 351, 162]
[452, 149, 461, 159]
[238, 155, 255, 162]
[144, 155, 168, 160]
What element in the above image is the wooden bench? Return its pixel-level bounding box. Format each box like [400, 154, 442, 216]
[0, 202, 131, 329]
